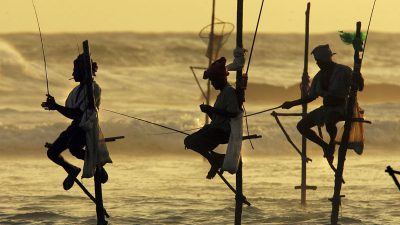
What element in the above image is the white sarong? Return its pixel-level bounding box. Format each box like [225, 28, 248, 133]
[80, 109, 112, 178]
[222, 112, 243, 174]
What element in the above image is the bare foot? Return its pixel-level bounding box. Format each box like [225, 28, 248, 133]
[206, 152, 225, 179]
[63, 166, 81, 191]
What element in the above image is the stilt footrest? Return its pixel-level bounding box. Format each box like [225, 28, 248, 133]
[103, 136, 125, 142]
[295, 185, 317, 190]
[242, 134, 262, 140]
[328, 195, 345, 202]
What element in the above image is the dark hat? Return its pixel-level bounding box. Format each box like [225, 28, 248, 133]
[311, 44, 336, 62]
[74, 54, 98, 75]
[203, 57, 229, 80]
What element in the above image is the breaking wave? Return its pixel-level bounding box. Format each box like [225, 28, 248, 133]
[0, 32, 399, 155]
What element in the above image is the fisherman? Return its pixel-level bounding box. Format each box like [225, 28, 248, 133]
[184, 57, 240, 179]
[41, 54, 105, 190]
[281, 44, 363, 164]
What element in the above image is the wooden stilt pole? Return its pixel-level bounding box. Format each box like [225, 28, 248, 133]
[300, 2, 311, 206]
[386, 166, 400, 191]
[235, 160, 243, 225]
[235, 0, 243, 105]
[293, 2, 317, 205]
[234, 1, 244, 225]
[205, 0, 216, 125]
[73, 177, 110, 218]
[331, 21, 363, 225]
[44, 142, 110, 218]
[82, 41, 108, 225]
[94, 166, 107, 225]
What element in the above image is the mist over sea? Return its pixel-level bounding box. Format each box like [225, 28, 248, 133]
[0, 32, 399, 156]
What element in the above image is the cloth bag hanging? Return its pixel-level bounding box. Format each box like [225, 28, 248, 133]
[335, 101, 365, 155]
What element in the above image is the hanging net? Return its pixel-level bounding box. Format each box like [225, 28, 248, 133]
[199, 19, 234, 60]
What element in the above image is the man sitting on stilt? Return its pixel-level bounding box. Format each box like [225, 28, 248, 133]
[185, 57, 240, 179]
[282, 44, 363, 164]
[41, 54, 107, 190]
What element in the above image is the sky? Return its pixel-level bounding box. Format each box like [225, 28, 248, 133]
[0, 0, 397, 34]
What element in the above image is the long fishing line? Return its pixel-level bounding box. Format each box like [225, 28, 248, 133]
[245, 0, 265, 75]
[361, 0, 377, 61]
[244, 105, 282, 117]
[101, 108, 190, 135]
[31, 0, 50, 95]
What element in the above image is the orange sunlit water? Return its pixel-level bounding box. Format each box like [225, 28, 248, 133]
[0, 155, 398, 224]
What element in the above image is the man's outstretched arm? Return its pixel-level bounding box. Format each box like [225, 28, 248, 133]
[282, 95, 317, 109]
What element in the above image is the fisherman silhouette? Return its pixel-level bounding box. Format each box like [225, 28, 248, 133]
[184, 57, 240, 179]
[41, 54, 107, 190]
[281, 44, 364, 164]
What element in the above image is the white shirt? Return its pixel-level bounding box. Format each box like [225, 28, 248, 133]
[65, 81, 101, 112]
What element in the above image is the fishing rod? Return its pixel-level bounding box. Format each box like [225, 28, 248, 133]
[240, 0, 265, 150]
[149, 127, 202, 135]
[101, 108, 190, 135]
[245, 0, 265, 75]
[31, 0, 50, 95]
[361, 0, 377, 61]
[103, 107, 261, 138]
[244, 105, 282, 117]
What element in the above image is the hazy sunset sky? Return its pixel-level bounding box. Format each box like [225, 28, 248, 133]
[0, 0, 397, 34]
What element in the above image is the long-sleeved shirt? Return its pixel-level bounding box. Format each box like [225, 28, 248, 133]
[210, 83, 240, 132]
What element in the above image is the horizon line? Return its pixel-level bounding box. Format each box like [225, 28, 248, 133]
[1, 30, 400, 35]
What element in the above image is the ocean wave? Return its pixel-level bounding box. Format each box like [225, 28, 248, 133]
[1, 32, 400, 84]
[0, 32, 399, 111]
[1, 32, 399, 155]
[0, 105, 398, 156]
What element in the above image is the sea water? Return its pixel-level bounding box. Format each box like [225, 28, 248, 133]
[0, 32, 400, 224]
[0, 155, 399, 224]
[1, 32, 400, 155]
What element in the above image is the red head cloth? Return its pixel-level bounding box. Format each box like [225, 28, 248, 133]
[203, 57, 229, 80]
